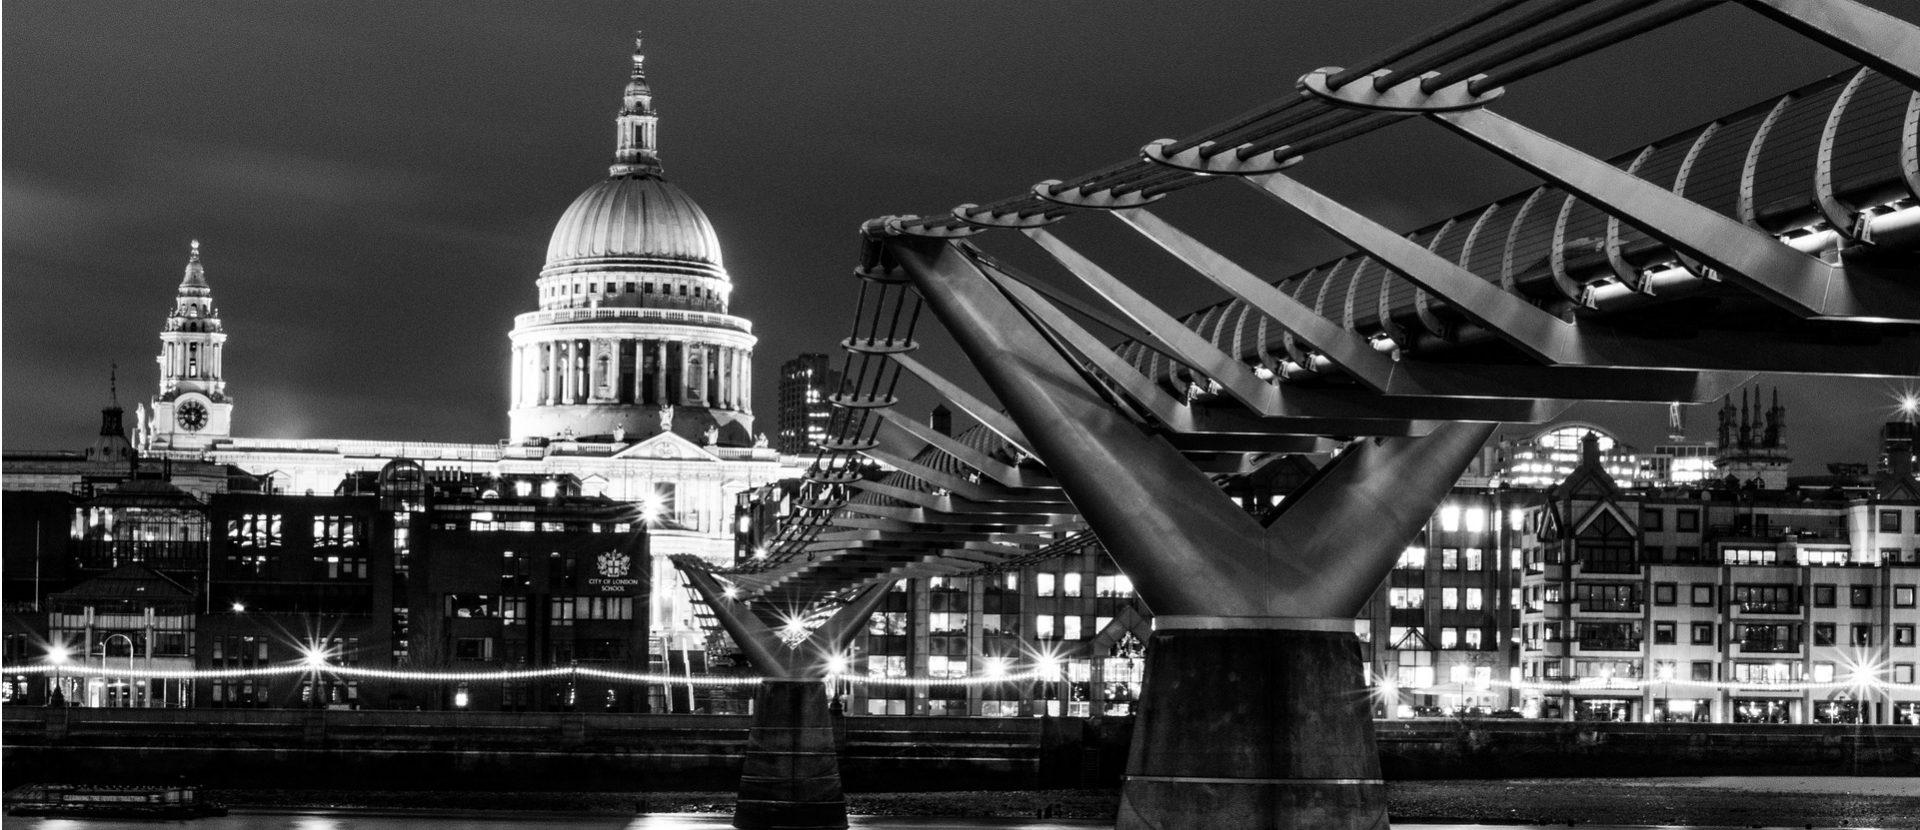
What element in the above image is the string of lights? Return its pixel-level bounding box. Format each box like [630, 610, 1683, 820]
[13, 660, 1918, 695]
[1, 663, 1058, 689]
[1388, 676, 1920, 694]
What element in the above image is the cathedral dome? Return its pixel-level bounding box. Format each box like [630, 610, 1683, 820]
[543, 172, 724, 269]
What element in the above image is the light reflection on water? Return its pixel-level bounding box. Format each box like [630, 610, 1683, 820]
[7, 814, 1107, 830]
[5, 818, 1839, 830]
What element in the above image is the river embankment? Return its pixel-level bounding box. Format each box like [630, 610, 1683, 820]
[207, 778, 1920, 827]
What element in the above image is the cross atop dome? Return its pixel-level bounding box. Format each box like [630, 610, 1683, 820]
[178, 239, 210, 295]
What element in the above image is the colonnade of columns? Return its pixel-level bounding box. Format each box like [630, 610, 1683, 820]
[510, 337, 751, 413]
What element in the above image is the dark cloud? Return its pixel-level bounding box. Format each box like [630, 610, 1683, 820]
[5, 1, 1909, 474]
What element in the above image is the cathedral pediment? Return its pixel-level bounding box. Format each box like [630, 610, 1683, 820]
[614, 431, 720, 462]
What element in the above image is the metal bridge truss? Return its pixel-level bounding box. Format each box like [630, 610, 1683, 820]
[691, 0, 1919, 624]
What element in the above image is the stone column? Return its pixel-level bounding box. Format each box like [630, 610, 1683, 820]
[655, 341, 670, 407]
[511, 346, 523, 410]
[544, 343, 557, 406]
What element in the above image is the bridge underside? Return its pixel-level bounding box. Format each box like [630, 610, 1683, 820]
[699, 2, 1920, 828]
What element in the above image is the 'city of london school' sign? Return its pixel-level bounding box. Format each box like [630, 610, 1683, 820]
[585, 541, 645, 595]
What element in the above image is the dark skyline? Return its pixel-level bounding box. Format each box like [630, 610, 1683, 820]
[6, 2, 1911, 473]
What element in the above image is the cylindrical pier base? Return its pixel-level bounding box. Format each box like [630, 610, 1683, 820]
[734, 678, 847, 830]
[1117, 627, 1387, 830]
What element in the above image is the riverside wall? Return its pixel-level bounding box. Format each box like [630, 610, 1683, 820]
[3, 708, 1916, 790]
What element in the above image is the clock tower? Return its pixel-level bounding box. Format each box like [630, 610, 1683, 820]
[145, 240, 232, 455]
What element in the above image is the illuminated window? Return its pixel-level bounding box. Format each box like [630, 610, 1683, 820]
[1036, 573, 1056, 596]
[1465, 588, 1484, 611]
[1439, 505, 1461, 532]
[1442, 588, 1460, 610]
[313, 515, 361, 547]
[1464, 508, 1486, 533]
[1388, 588, 1425, 609]
[927, 656, 967, 679]
[1464, 548, 1483, 571]
[1397, 547, 1427, 569]
[228, 514, 282, 548]
[1062, 573, 1082, 598]
[1441, 548, 1460, 570]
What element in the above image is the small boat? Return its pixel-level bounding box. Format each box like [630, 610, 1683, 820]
[5, 783, 229, 819]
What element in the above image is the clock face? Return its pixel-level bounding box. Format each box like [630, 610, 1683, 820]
[177, 401, 209, 432]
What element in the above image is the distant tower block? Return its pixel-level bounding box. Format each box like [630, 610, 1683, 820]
[146, 241, 233, 456]
[776, 354, 840, 454]
[508, 36, 757, 446]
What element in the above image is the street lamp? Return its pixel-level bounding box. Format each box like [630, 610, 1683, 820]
[46, 644, 69, 707]
[301, 643, 329, 709]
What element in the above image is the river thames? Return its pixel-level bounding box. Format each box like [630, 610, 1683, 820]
[10, 817, 1913, 830]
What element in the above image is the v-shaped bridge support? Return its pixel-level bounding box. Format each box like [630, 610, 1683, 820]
[891, 235, 1494, 830]
[677, 559, 892, 830]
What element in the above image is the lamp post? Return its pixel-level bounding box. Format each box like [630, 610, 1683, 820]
[302, 643, 328, 710]
[46, 644, 69, 707]
[1657, 662, 1675, 722]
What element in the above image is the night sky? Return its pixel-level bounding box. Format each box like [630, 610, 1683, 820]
[6, 2, 1912, 474]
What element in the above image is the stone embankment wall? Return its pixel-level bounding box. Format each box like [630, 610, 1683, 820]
[4, 709, 1913, 790]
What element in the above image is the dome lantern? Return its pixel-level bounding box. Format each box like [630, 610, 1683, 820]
[610, 32, 660, 177]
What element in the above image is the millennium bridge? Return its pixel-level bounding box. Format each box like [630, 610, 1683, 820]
[675, 1, 1920, 828]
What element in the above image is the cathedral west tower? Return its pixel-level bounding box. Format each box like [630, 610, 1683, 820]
[144, 240, 233, 454]
[508, 37, 756, 445]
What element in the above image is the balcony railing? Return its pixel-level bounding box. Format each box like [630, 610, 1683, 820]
[1576, 600, 1643, 613]
[1576, 638, 1643, 652]
[1574, 560, 1641, 574]
[1738, 639, 1802, 653]
[1737, 601, 1801, 614]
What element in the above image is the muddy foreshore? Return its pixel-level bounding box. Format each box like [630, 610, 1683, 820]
[210, 778, 1920, 827]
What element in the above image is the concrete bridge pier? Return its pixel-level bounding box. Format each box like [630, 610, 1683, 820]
[676, 561, 890, 830]
[1119, 626, 1384, 830]
[736, 679, 845, 830]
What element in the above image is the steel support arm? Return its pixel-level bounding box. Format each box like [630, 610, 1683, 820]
[1736, 0, 1920, 89]
[874, 409, 1055, 489]
[675, 559, 795, 676]
[811, 582, 892, 653]
[887, 353, 1036, 458]
[1239, 172, 1582, 364]
[861, 445, 1070, 506]
[842, 501, 1075, 529]
[979, 254, 1553, 426]
[1073, 215, 1748, 402]
[1431, 107, 1920, 323]
[851, 479, 1082, 518]
[893, 236, 1271, 615]
[1022, 227, 1280, 411]
[1109, 208, 1402, 388]
[895, 236, 1493, 617]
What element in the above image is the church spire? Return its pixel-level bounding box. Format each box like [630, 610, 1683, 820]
[610, 32, 662, 177]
